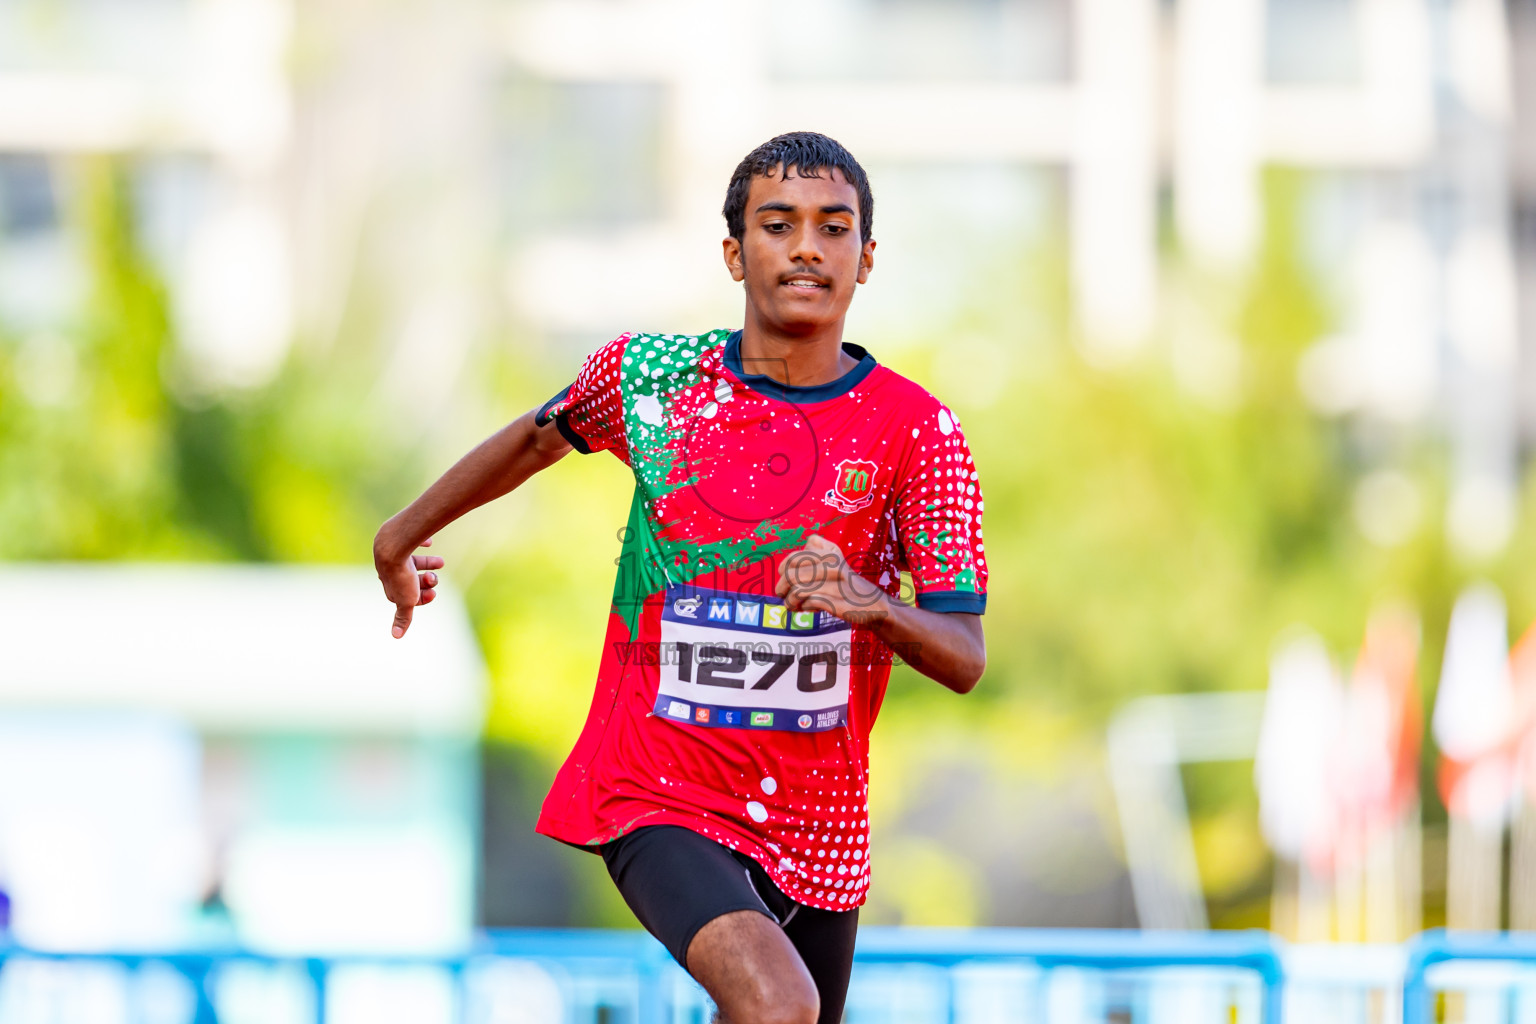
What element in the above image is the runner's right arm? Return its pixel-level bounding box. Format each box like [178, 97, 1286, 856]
[374, 409, 572, 638]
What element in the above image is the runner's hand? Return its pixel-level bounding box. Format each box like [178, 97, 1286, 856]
[375, 536, 445, 638]
[775, 534, 890, 626]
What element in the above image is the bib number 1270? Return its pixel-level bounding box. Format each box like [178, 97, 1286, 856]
[674, 642, 839, 693]
[652, 586, 851, 733]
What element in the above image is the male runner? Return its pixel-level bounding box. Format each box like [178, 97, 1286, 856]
[375, 132, 987, 1024]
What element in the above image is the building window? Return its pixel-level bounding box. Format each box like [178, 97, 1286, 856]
[495, 77, 668, 234]
[1265, 0, 1360, 85]
[0, 0, 192, 80]
[0, 154, 60, 239]
[770, 0, 1073, 83]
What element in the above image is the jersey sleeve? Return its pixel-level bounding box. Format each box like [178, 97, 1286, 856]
[534, 333, 630, 459]
[892, 401, 988, 614]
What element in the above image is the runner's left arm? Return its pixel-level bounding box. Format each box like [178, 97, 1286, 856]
[776, 534, 985, 693]
[865, 600, 984, 694]
[779, 397, 990, 692]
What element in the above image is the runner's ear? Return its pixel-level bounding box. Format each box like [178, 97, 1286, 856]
[722, 236, 745, 282]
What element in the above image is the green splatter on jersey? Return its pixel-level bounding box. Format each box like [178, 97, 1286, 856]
[605, 330, 819, 640]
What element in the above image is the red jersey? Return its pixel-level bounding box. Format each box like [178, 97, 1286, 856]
[533, 328, 987, 911]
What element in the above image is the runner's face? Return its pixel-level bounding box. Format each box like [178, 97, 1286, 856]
[726, 167, 874, 333]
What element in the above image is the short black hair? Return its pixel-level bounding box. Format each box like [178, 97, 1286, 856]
[723, 132, 874, 243]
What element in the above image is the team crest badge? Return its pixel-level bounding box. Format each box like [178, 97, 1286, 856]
[825, 458, 878, 514]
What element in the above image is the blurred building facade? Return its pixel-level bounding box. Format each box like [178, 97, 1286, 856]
[0, 566, 484, 952]
[5, 0, 1536, 934]
[3, 0, 1535, 553]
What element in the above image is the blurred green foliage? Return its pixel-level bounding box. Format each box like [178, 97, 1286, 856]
[6, 156, 1536, 930]
[0, 158, 429, 563]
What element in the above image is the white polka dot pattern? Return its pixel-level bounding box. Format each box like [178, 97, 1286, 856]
[540, 332, 634, 461]
[534, 329, 987, 914]
[892, 403, 988, 604]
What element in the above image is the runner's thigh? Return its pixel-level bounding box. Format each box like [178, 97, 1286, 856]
[601, 825, 783, 967]
[601, 826, 820, 1023]
[688, 909, 819, 1024]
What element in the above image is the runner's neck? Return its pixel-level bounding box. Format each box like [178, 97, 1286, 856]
[736, 324, 859, 388]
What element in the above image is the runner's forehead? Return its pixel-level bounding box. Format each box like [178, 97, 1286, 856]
[746, 168, 859, 217]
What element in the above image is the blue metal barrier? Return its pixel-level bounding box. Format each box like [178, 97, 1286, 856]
[852, 928, 1283, 1023]
[1402, 929, 1536, 1024]
[0, 928, 1286, 1024]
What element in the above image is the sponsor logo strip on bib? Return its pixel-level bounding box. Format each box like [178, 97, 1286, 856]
[653, 586, 851, 732]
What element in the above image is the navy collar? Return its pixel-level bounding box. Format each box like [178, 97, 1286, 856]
[722, 330, 877, 403]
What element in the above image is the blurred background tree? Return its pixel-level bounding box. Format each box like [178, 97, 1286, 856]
[7, 151, 1536, 933]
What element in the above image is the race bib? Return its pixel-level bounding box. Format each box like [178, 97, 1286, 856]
[651, 585, 851, 732]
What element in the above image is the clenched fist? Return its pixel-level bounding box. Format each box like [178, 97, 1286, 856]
[774, 534, 891, 627]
